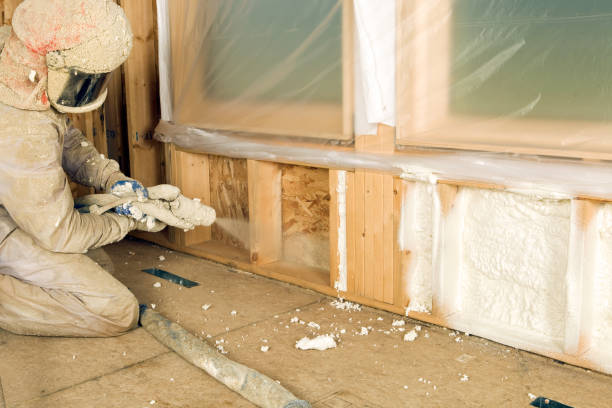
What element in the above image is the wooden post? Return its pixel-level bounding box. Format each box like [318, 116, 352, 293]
[350, 125, 396, 304]
[396, 0, 451, 142]
[354, 123, 395, 153]
[104, 67, 129, 171]
[431, 183, 461, 318]
[341, 0, 354, 139]
[353, 169, 366, 296]
[92, 108, 108, 157]
[83, 109, 108, 158]
[248, 160, 282, 265]
[122, 0, 163, 187]
[565, 199, 599, 356]
[345, 171, 356, 294]
[165, 145, 211, 247]
[393, 178, 411, 310]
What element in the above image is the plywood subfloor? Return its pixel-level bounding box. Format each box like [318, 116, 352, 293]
[1, 238, 611, 407]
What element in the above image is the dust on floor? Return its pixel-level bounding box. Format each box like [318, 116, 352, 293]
[0, 237, 611, 407]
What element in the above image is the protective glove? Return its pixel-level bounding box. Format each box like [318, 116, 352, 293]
[109, 179, 149, 199]
[113, 184, 195, 230]
[131, 216, 167, 233]
[146, 185, 214, 228]
[133, 201, 195, 231]
[147, 184, 181, 201]
[109, 179, 149, 216]
[75, 184, 212, 231]
[112, 184, 191, 229]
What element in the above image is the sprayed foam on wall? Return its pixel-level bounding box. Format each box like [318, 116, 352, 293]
[399, 181, 434, 313]
[594, 204, 612, 348]
[395, 182, 612, 372]
[459, 188, 570, 343]
[334, 171, 348, 292]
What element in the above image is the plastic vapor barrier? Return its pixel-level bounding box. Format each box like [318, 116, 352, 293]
[156, 0, 612, 195]
[165, 0, 350, 140]
[396, 1, 612, 158]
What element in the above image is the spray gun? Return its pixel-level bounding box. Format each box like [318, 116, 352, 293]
[74, 184, 216, 231]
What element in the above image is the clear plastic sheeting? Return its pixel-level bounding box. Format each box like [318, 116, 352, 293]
[155, 0, 612, 195]
[353, 0, 395, 135]
[155, 120, 612, 199]
[166, 0, 350, 140]
[158, 0, 612, 157]
[396, 1, 612, 158]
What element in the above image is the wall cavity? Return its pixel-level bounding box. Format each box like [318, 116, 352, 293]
[334, 170, 348, 292]
[399, 181, 434, 313]
[594, 204, 612, 348]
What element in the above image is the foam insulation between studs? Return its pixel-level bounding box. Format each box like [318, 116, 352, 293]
[594, 204, 612, 349]
[459, 188, 570, 343]
[399, 181, 434, 314]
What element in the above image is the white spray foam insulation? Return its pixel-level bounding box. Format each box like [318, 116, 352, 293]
[593, 204, 612, 348]
[398, 181, 434, 313]
[295, 335, 337, 351]
[334, 171, 348, 292]
[432, 184, 468, 317]
[459, 188, 570, 341]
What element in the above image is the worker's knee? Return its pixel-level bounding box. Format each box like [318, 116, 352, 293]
[75, 255, 139, 337]
[80, 283, 139, 337]
[95, 290, 139, 336]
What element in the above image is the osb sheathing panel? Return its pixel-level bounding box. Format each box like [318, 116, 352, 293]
[281, 165, 330, 270]
[209, 156, 250, 250]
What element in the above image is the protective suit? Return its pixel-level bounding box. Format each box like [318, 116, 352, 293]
[0, 0, 142, 337]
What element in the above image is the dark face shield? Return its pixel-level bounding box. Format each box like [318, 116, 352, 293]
[56, 69, 112, 108]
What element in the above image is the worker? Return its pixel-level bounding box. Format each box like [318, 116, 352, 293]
[0, 0, 168, 337]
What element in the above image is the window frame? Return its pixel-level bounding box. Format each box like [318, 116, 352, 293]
[395, 0, 612, 160]
[168, 0, 354, 141]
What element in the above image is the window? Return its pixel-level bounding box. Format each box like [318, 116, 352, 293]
[169, 0, 353, 140]
[396, 1, 612, 159]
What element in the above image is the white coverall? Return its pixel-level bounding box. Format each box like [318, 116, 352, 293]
[0, 0, 141, 337]
[0, 102, 139, 337]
